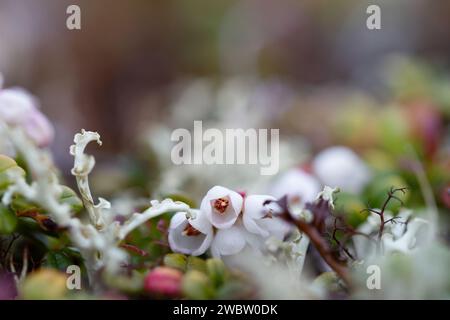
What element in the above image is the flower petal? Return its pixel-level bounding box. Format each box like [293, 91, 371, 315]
[243, 195, 276, 237]
[258, 217, 291, 240]
[168, 211, 213, 256]
[191, 229, 213, 256]
[200, 185, 243, 229]
[189, 209, 212, 235]
[0, 88, 37, 124]
[23, 109, 54, 147]
[210, 225, 247, 257]
[169, 212, 188, 230]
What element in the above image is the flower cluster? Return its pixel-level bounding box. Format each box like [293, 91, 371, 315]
[168, 186, 291, 258]
[0, 75, 54, 148]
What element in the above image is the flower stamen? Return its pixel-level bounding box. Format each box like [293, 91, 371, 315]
[182, 224, 201, 236]
[262, 211, 273, 219]
[212, 197, 230, 214]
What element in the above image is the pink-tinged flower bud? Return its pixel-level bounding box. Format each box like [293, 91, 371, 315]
[22, 109, 54, 147]
[144, 267, 183, 296]
[0, 86, 54, 147]
[0, 88, 37, 124]
[200, 186, 243, 229]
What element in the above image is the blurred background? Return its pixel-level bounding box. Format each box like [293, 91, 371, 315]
[0, 0, 449, 200]
[1, 1, 450, 299]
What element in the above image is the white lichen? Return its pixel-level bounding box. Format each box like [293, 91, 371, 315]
[316, 185, 339, 209]
[1, 125, 191, 286]
[70, 129, 109, 230]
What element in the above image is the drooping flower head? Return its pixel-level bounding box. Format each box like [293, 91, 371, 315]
[243, 194, 291, 240]
[168, 209, 213, 256]
[0, 82, 54, 147]
[200, 186, 244, 229]
[0, 88, 39, 124]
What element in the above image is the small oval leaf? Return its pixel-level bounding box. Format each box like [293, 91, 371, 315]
[0, 203, 18, 234]
[0, 155, 25, 192]
[59, 186, 83, 213]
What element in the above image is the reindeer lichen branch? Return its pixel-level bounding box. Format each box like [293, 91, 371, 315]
[70, 130, 109, 230]
[2, 127, 191, 287]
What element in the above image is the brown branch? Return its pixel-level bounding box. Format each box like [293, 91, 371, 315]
[120, 243, 149, 257]
[264, 196, 351, 287]
[283, 212, 351, 285]
[332, 218, 355, 261]
[360, 187, 407, 246]
[16, 210, 58, 232]
[1, 234, 20, 265]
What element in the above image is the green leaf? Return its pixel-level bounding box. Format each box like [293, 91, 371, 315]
[42, 250, 74, 271]
[186, 256, 207, 273]
[216, 281, 250, 299]
[378, 108, 410, 156]
[206, 258, 226, 287]
[163, 253, 187, 271]
[59, 186, 83, 213]
[0, 203, 18, 234]
[363, 173, 409, 213]
[10, 194, 41, 213]
[182, 270, 214, 300]
[334, 192, 367, 227]
[0, 155, 25, 192]
[42, 248, 85, 272]
[312, 272, 342, 293]
[103, 270, 145, 294]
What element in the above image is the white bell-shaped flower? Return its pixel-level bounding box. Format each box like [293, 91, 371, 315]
[200, 185, 243, 229]
[168, 209, 213, 256]
[243, 194, 291, 240]
[312, 146, 371, 194]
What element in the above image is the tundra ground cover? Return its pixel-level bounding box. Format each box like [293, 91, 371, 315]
[0, 56, 449, 299]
